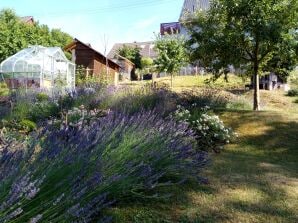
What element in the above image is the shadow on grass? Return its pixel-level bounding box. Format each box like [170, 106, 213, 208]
[111, 111, 298, 222]
[226, 89, 251, 95]
[202, 111, 298, 222]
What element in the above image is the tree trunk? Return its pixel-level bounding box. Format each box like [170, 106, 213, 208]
[253, 34, 260, 111]
[253, 62, 260, 111]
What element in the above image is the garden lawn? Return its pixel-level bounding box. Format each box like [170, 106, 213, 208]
[155, 75, 249, 91]
[111, 81, 298, 222]
[121, 74, 249, 92]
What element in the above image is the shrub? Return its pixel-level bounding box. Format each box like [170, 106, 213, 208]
[1, 119, 36, 133]
[173, 105, 236, 152]
[57, 93, 76, 111]
[105, 85, 177, 115]
[0, 111, 208, 222]
[0, 82, 9, 97]
[36, 93, 49, 102]
[287, 89, 298, 97]
[179, 89, 230, 109]
[19, 119, 37, 132]
[28, 101, 60, 122]
[11, 100, 31, 120]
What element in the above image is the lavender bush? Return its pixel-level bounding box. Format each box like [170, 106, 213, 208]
[0, 111, 208, 222]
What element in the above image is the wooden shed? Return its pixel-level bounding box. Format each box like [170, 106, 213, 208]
[64, 39, 121, 82]
[111, 54, 135, 81]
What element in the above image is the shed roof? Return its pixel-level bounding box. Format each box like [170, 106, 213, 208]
[64, 38, 121, 69]
[113, 54, 135, 66]
[108, 41, 157, 59]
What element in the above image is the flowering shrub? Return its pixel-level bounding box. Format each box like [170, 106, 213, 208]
[0, 111, 208, 222]
[173, 105, 236, 152]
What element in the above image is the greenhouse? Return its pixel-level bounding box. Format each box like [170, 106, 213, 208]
[0, 45, 75, 94]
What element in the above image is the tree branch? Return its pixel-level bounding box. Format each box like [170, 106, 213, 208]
[245, 49, 254, 60]
[258, 48, 272, 63]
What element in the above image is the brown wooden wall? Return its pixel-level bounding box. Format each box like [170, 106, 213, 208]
[74, 42, 119, 77]
[74, 43, 95, 70]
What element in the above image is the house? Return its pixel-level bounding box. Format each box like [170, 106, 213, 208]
[179, 0, 210, 21]
[108, 41, 157, 60]
[20, 16, 35, 25]
[64, 38, 121, 82]
[111, 54, 135, 81]
[160, 22, 181, 35]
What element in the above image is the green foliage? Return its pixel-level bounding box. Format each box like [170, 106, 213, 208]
[141, 57, 153, 70]
[0, 8, 73, 62]
[58, 94, 76, 111]
[173, 105, 237, 152]
[98, 86, 175, 115]
[10, 99, 59, 123]
[19, 119, 37, 132]
[186, 0, 298, 75]
[75, 65, 87, 85]
[186, 0, 298, 110]
[141, 57, 154, 78]
[36, 92, 49, 102]
[226, 98, 252, 110]
[287, 89, 298, 97]
[29, 102, 60, 122]
[75, 65, 113, 86]
[1, 119, 36, 133]
[154, 34, 188, 75]
[117, 44, 142, 69]
[0, 82, 9, 96]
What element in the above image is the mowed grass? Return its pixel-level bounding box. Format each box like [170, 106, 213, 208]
[154, 75, 249, 91]
[120, 74, 249, 92]
[112, 75, 298, 223]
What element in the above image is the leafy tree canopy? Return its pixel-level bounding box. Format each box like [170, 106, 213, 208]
[0, 8, 73, 62]
[154, 34, 188, 87]
[141, 57, 153, 69]
[154, 34, 188, 75]
[186, 0, 298, 110]
[117, 44, 142, 69]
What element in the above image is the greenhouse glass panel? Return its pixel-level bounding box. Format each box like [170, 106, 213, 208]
[0, 45, 75, 94]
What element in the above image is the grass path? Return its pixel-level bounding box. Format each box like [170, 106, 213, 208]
[190, 111, 298, 222]
[111, 91, 298, 222]
[112, 111, 298, 222]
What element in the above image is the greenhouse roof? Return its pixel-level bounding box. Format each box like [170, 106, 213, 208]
[0, 45, 69, 73]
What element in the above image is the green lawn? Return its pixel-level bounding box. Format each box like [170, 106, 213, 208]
[113, 76, 298, 223]
[155, 75, 249, 90]
[120, 74, 249, 91]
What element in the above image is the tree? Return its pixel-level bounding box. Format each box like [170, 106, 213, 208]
[141, 57, 153, 72]
[154, 34, 188, 88]
[117, 44, 142, 69]
[186, 0, 298, 110]
[0, 9, 73, 62]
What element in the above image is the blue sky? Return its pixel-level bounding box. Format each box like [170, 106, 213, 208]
[1, 0, 184, 53]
